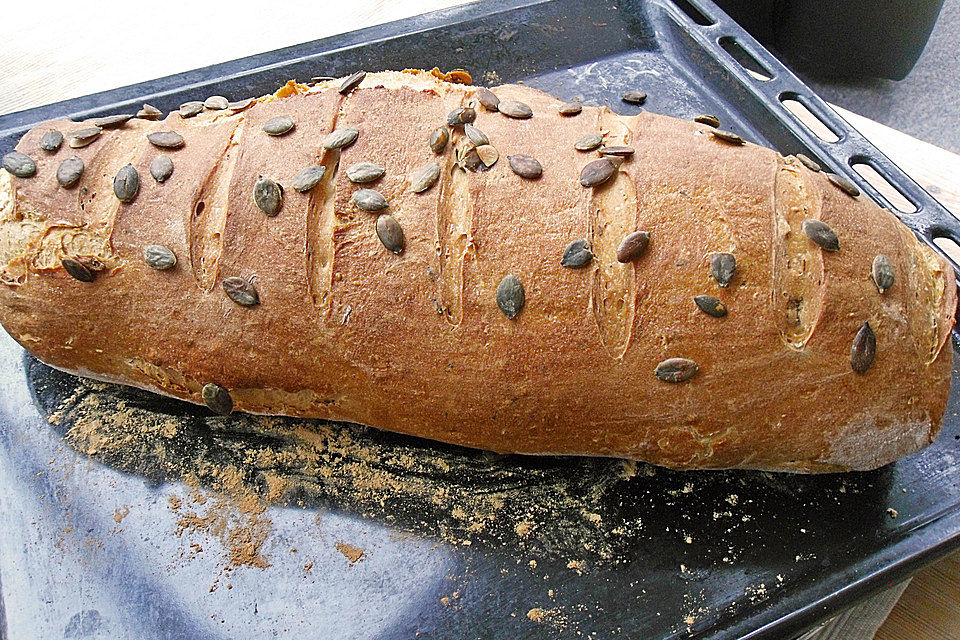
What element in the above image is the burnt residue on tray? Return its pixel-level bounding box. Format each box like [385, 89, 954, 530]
[29, 354, 897, 565]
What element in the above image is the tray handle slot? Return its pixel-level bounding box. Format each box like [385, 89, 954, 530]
[926, 219, 960, 282]
[932, 237, 960, 268]
[669, 0, 716, 26]
[718, 36, 773, 81]
[778, 92, 841, 143]
[848, 156, 918, 214]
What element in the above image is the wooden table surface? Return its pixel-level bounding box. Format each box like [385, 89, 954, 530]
[2, 1, 959, 638]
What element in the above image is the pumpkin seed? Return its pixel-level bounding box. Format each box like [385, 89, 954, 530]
[137, 104, 162, 120]
[339, 70, 366, 94]
[147, 131, 185, 149]
[599, 145, 635, 157]
[499, 100, 533, 119]
[352, 188, 388, 212]
[475, 87, 500, 111]
[2, 152, 36, 178]
[496, 274, 524, 319]
[616, 231, 650, 263]
[89, 114, 133, 129]
[254, 176, 283, 216]
[561, 239, 593, 268]
[227, 98, 255, 112]
[655, 358, 698, 383]
[310, 76, 335, 84]
[711, 129, 745, 145]
[801, 219, 840, 251]
[67, 127, 102, 148]
[851, 322, 876, 373]
[346, 162, 385, 184]
[574, 134, 603, 151]
[460, 146, 483, 172]
[694, 114, 720, 127]
[464, 123, 489, 147]
[446, 107, 476, 127]
[476, 144, 499, 168]
[143, 244, 177, 270]
[507, 154, 542, 179]
[263, 115, 295, 136]
[223, 276, 260, 306]
[204, 95, 229, 110]
[872, 254, 895, 292]
[61, 257, 94, 282]
[694, 294, 727, 318]
[323, 127, 359, 150]
[292, 165, 327, 192]
[558, 100, 582, 116]
[202, 383, 233, 415]
[179, 101, 204, 118]
[579, 158, 617, 187]
[410, 162, 441, 193]
[709, 252, 736, 286]
[150, 155, 174, 183]
[56, 157, 85, 188]
[827, 173, 860, 197]
[796, 153, 821, 172]
[40, 129, 63, 152]
[113, 164, 139, 202]
[376, 214, 405, 254]
[621, 90, 647, 105]
[429, 127, 449, 154]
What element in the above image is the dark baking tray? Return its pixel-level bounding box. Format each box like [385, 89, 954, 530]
[2, 1, 960, 639]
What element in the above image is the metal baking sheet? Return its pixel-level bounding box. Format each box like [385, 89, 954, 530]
[2, 1, 960, 638]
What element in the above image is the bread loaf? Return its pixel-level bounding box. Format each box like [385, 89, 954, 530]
[0, 69, 954, 472]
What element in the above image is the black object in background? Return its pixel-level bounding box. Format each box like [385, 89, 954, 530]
[716, 0, 946, 79]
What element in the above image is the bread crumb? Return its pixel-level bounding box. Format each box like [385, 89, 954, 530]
[335, 541, 366, 565]
[618, 460, 637, 479]
[887, 508, 899, 518]
[174, 494, 272, 569]
[113, 507, 130, 523]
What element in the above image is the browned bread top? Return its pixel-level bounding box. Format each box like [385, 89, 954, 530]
[0, 69, 954, 472]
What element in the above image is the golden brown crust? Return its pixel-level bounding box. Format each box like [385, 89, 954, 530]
[0, 70, 953, 472]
